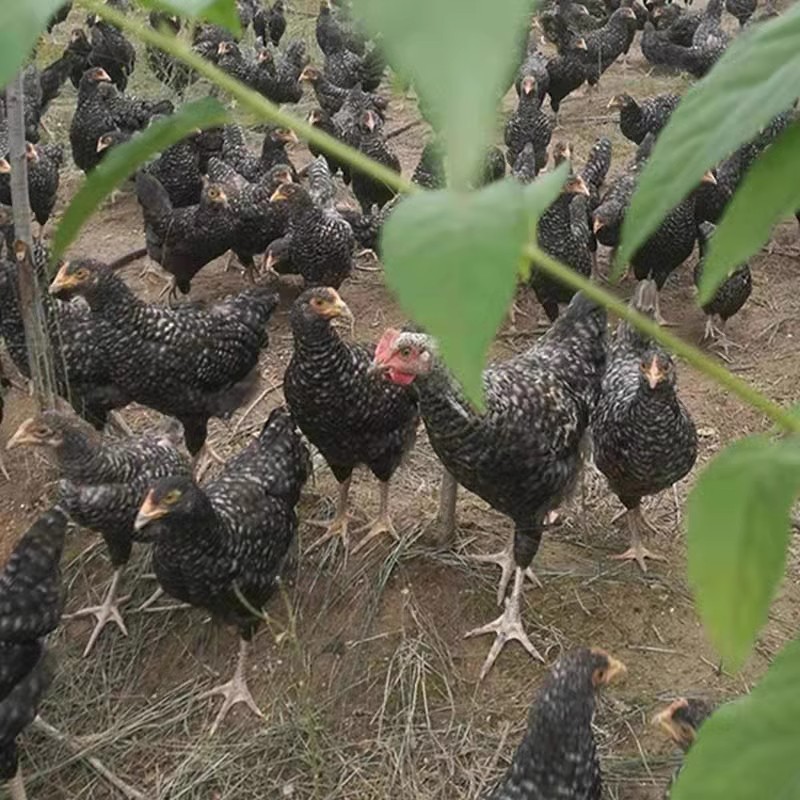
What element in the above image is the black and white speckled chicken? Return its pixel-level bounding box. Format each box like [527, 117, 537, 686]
[307, 107, 352, 182]
[135, 171, 238, 296]
[0, 252, 128, 429]
[255, 41, 305, 104]
[254, 0, 286, 46]
[581, 7, 638, 86]
[316, 0, 367, 56]
[694, 222, 752, 357]
[512, 142, 539, 183]
[206, 157, 292, 276]
[143, 130, 204, 209]
[0, 66, 44, 144]
[64, 28, 92, 89]
[133, 407, 309, 735]
[146, 13, 197, 96]
[351, 109, 400, 213]
[486, 648, 626, 800]
[48, 259, 279, 469]
[505, 80, 554, 173]
[0, 143, 63, 232]
[86, 13, 136, 91]
[533, 175, 593, 321]
[259, 126, 299, 178]
[0, 510, 65, 800]
[608, 92, 681, 144]
[545, 37, 589, 118]
[653, 697, 715, 798]
[652, 4, 702, 46]
[693, 0, 730, 47]
[7, 412, 189, 655]
[192, 23, 236, 63]
[373, 293, 607, 678]
[542, 0, 598, 51]
[285, 288, 419, 553]
[323, 34, 385, 92]
[515, 37, 550, 103]
[592, 279, 697, 571]
[269, 182, 354, 289]
[412, 139, 446, 189]
[640, 21, 725, 77]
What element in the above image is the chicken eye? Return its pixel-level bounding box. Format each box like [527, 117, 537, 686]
[398, 346, 411, 358]
[164, 489, 181, 504]
[75, 268, 89, 280]
[592, 667, 606, 685]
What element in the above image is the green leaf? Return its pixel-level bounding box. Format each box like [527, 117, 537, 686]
[381, 177, 563, 406]
[615, 5, 800, 277]
[52, 98, 229, 261]
[672, 636, 800, 800]
[353, 0, 534, 189]
[686, 435, 800, 669]
[137, 0, 242, 36]
[699, 122, 800, 303]
[0, 0, 71, 90]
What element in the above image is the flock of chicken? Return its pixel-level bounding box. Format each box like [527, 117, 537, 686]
[0, 0, 796, 796]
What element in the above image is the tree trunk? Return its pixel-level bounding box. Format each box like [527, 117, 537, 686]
[6, 69, 57, 408]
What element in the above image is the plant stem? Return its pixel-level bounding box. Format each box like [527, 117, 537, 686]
[526, 244, 800, 433]
[82, 0, 417, 196]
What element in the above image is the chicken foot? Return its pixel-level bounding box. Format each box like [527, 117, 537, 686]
[63, 569, 131, 657]
[352, 480, 398, 554]
[472, 531, 542, 606]
[306, 477, 352, 553]
[703, 316, 742, 361]
[465, 568, 544, 681]
[610, 505, 668, 572]
[201, 638, 264, 736]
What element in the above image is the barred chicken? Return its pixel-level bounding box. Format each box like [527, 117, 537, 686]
[133, 407, 309, 734]
[608, 92, 681, 145]
[48, 259, 278, 470]
[372, 293, 607, 678]
[486, 648, 626, 800]
[7, 412, 189, 655]
[0, 510, 66, 800]
[285, 288, 419, 553]
[505, 78, 554, 174]
[591, 280, 697, 571]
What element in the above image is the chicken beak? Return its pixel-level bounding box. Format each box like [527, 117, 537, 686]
[592, 218, 604, 234]
[607, 96, 621, 109]
[603, 655, 627, 684]
[572, 176, 590, 196]
[643, 358, 663, 389]
[48, 261, 76, 296]
[96, 138, 110, 153]
[575, 37, 588, 50]
[25, 144, 39, 163]
[701, 170, 718, 185]
[522, 77, 536, 96]
[299, 67, 312, 81]
[6, 419, 36, 451]
[270, 186, 288, 202]
[264, 251, 279, 271]
[651, 700, 689, 743]
[96, 68, 112, 82]
[0, 158, 10, 174]
[134, 490, 168, 532]
[217, 41, 228, 55]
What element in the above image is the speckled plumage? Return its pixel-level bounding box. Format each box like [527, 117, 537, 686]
[592, 283, 697, 510]
[352, 113, 400, 212]
[545, 41, 589, 114]
[285, 289, 419, 487]
[145, 131, 204, 208]
[49, 260, 278, 456]
[140, 407, 309, 639]
[486, 649, 620, 800]
[581, 8, 638, 84]
[273, 184, 354, 288]
[614, 92, 680, 144]
[504, 89, 554, 173]
[86, 16, 136, 90]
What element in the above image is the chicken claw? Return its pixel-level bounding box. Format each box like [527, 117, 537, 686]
[63, 570, 130, 656]
[610, 507, 668, 572]
[200, 639, 264, 736]
[306, 478, 351, 553]
[465, 569, 544, 680]
[472, 533, 542, 605]
[610, 542, 667, 572]
[352, 479, 398, 554]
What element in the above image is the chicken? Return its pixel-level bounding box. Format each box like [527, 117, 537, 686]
[271, 39, 308, 104]
[259, 126, 299, 177]
[285, 288, 419, 552]
[133, 407, 310, 735]
[351, 109, 400, 212]
[652, 4, 702, 46]
[412, 139, 446, 189]
[542, 0, 598, 51]
[608, 92, 681, 145]
[206, 158, 292, 275]
[515, 36, 550, 102]
[0, 253, 129, 430]
[486, 648, 626, 800]
[581, 7, 638, 86]
[653, 697, 715, 798]
[694, 222, 752, 357]
[545, 37, 589, 118]
[269, 183, 354, 289]
[146, 13, 197, 96]
[0, 143, 62, 233]
[505, 77, 554, 173]
[135, 172, 238, 296]
[65, 28, 92, 89]
[48, 259, 279, 469]
[0, 66, 44, 144]
[0, 509, 66, 800]
[591, 280, 697, 571]
[255, 1, 286, 46]
[323, 36, 385, 92]
[7, 412, 190, 654]
[372, 293, 607, 678]
[86, 13, 137, 90]
[143, 130, 204, 209]
[533, 175, 593, 321]
[640, 21, 725, 77]
[317, 0, 367, 56]
[307, 107, 351, 181]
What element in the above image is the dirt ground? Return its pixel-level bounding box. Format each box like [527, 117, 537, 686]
[2, 2, 800, 798]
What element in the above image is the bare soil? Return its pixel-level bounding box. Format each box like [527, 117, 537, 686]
[2, 2, 800, 798]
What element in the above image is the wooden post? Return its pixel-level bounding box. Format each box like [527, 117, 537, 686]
[6, 69, 57, 408]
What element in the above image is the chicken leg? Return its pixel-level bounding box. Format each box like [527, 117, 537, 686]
[0, 450, 9, 481]
[424, 470, 458, 548]
[63, 569, 130, 656]
[353, 480, 397, 554]
[9, 771, 27, 800]
[472, 531, 542, 606]
[306, 477, 351, 552]
[465, 568, 544, 680]
[610, 505, 668, 572]
[201, 637, 264, 736]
